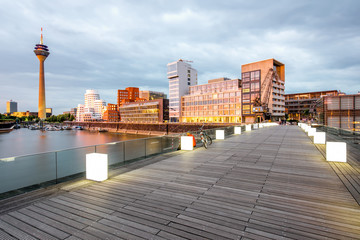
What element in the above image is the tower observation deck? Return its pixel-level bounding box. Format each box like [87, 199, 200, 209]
[34, 28, 50, 120]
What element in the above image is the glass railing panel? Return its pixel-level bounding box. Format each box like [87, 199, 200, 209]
[95, 142, 124, 166]
[146, 137, 162, 156]
[0, 152, 56, 194]
[124, 139, 146, 161]
[161, 136, 180, 152]
[56, 146, 95, 179]
[224, 126, 234, 136]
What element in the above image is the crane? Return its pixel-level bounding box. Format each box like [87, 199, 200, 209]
[253, 68, 281, 122]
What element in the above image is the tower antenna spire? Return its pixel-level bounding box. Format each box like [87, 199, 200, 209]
[40, 27, 43, 45]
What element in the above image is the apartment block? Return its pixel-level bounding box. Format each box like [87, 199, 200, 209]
[102, 103, 120, 122]
[241, 59, 285, 123]
[119, 99, 169, 123]
[181, 78, 242, 123]
[285, 90, 339, 120]
[167, 59, 198, 122]
[117, 87, 140, 107]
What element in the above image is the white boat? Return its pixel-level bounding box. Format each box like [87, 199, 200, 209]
[0, 126, 14, 133]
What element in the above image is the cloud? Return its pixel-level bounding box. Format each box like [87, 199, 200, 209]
[0, 0, 359, 114]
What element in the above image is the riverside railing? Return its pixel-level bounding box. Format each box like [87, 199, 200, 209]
[312, 125, 360, 150]
[0, 135, 180, 195]
[0, 124, 271, 196]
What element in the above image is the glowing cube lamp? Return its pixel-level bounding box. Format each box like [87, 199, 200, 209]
[246, 125, 252, 131]
[308, 128, 316, 137]
[314, 132, 326, 144]
[326, 142, 347, 162]
[86, 153, 108, 181]
[216, 130, 225, 140]
[253, 124, 259, 129]
[181, 136, 193, 150]
[234, 127, 242, 134]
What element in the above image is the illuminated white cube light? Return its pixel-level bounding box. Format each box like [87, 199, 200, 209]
[216, 130, 225, 140]
[259, 123, 264, 128]
[234, 127, 242, 134]
[86, 153, 108, 181]
[314, 132, 326, 144]
[253, 124, 259, 129]
[181, 136, 193, 150]
[326, 142, 347, 162]
[308, 128, 316, 137]
[246, 125, 252, 131]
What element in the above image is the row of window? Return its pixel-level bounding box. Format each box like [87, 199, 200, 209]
[189, 80, 240, 95]
[242, 70, 260, 82]
[182, 110, 242, 117]
[182, 104, 241, 111]
[183, 98, 242, 106]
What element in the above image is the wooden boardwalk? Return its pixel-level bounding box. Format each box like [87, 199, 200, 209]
[0, 125, 359, 239]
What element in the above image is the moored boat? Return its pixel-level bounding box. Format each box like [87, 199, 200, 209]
[0, 126, 14, 133]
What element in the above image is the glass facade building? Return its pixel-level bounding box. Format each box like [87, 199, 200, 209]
[316, 94, 360, 131]
[119, 99, 169, 123]
[181, 78, 242, 123]
[285, 90, 339, 120]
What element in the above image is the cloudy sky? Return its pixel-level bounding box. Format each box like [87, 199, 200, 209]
[0, 0, 359, 115]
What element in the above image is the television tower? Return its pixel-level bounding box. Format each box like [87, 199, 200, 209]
[34, 28, 50, 119]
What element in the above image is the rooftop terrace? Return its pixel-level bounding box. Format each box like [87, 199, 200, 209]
[0, 125, 359, 239]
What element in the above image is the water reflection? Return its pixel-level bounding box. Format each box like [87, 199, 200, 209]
[0, 128, 148, 158]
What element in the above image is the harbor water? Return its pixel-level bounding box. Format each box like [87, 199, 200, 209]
[0, 128, 148, 158]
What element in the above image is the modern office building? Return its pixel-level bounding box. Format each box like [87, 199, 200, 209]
[285, 90, 340, 120]
[167, 59, 198, 122]
[117, 87, 140, 107]
[119, 99, 169, 123]
[33, 28, 50, 120]
[6, 100, 17, 114]
[76, 90, 106, 121]
[139, 90, 167, 100]
[181, 78, 242, 123]
[241, 59, 285, 123]
[102, 103, 120, 122]
[316, 94, 360, 131]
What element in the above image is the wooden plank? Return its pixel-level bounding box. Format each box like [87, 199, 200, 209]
[48, 197, 112, 218]
[8, 211, 69, 239]
[0, 220, 34, 240]
[34, 201, 99, 224]
[0, 215, 58, 240]
[0, 229, 16, 240]
[19, 207, 82, 235]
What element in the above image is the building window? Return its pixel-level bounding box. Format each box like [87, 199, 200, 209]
[251, 82, 260, 91]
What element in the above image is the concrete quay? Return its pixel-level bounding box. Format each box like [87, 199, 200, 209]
[0, 125, 359, 239]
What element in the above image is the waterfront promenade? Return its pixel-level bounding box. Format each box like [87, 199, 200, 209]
[0, 125, 359, 239]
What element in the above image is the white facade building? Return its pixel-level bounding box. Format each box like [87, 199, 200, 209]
[76, 90, 106, 121]
[76, 104, 85, 122]
[167, 59, 198, 122]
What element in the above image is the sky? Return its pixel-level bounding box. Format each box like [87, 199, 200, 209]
[0, 0, 359, 115]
